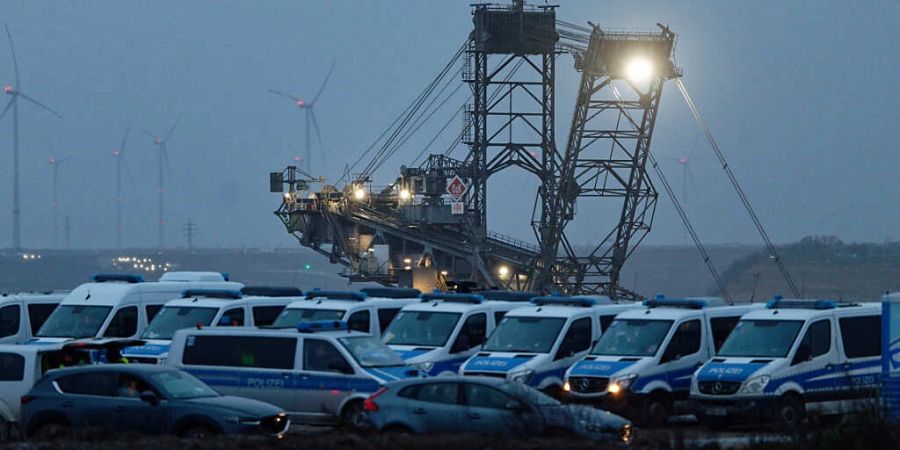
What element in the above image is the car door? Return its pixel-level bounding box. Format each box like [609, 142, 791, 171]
[447, 313, 488, 371]
[112, 373, 171, 433]
[299, 338, 354, 415]
[659, 319, 704, 391]
[53, 372, 120, 428]
[836, 314, 881, 397]
[789, 318, 837, 392]
[461, 382, 528, 435]
[405, 382, 462, 433]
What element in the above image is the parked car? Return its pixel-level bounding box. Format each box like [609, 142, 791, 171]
[271, 287, 420, 337]
[0, 292, 65, 344]
[21, 365, 289, 438]
[363, 376, 634, 445]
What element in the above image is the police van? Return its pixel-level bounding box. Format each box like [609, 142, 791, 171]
[0, 292, 65, 344]
[382, 292, 522, 376]
[691, 298, 882, 429]
[31, 273, 243, 344]
[271, 287, 420, 337]
[166, 320, 423, 426]
[460, 296, 638, 397]
[563, 297, 760, 425]
[123, 286, 302, 364]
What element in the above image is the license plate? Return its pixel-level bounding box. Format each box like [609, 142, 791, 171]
[706, 407, 728, 416]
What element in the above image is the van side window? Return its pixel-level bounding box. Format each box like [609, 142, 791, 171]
[839, 316, 881, 359]
[710, 316, 742, 352]
[183, 335, 297, 369]
[252, 306, 286, 327]
[377, 308, 401, 334]
[555, 317, 592, 361]
[793, 319, 831, 364]
[145, 304, 163, 323]
[662, 319, 701, 363]
[494, 311, 507, 327]
[103, 306, 137, 338]
[27, 304, 57, 335]
[599, 315, 617, 333]
[56, 372, 118, 396]
[220, 308, 244, 326]
[0, 353, 25, 381]
[303, 339, 353, 374]
[451, 313, 487, 353]
[0, 305, 21, 337]
[347, 310, 371, 333]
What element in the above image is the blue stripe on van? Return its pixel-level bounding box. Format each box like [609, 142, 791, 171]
[633, 365, 698, 391]
[568, 360, 638, 377]
[764, 359, 881, 393]
[696, 362, 768, 383]
[185, 368, 382, 393]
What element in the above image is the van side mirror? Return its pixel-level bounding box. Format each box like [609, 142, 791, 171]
[139, 391, 160, 406]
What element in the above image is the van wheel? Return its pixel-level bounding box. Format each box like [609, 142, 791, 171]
[773, 394, 805, 431]
[180, 424, 217, 439]
[341, 400, 366, 430]
[642, 392, 671, 427]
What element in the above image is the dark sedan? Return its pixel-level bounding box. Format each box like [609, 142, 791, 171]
[21, 365, 289, 438]
[363, 376, 634, 445]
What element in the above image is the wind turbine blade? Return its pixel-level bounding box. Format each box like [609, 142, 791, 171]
[688, 133, 701, 158]
[5, 24, 19, 89]
[140, 128, 157, 140]
[0, 97, 14, 121]
[162, 144, 172, 173]
[18, 92, 62, 119]
[310, 60, 335, 105]
[57, 155, 75, 164]
[164, 116, 181, 142]
[268, 89, 300, 102]
[310, 109, 323, 147]
[119, 122, 131, 156]
[687, 164, 700, 194]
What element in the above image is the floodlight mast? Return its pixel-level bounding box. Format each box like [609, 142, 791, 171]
[532, 24, 680, 299]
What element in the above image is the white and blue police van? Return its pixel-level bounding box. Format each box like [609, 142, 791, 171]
[382, 292, 522, 376]
[271, 287, 420, 337]
[459, 296, 638, 396]
[563, 297, 760, 425]
[0, 291, 65, 344]
[30, 273, 243, 344]
[691, 298, 882, 430]
[166, 320, 424, 426]
[123, 286, 303, 364]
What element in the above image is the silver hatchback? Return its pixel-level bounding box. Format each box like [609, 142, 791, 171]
[363, 376, 634, 445]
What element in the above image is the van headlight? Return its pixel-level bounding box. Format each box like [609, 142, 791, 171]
[510, 369, 534, 384]
[739, 375, 770, 395]
[416, 361, 434, 373]
[608, 374, 638, 394]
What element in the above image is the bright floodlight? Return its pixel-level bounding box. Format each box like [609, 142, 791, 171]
[497, 265, 510, 278]
[353, 187, 367, 201]
[399, 188, 411, 202]
[624, 57, 653, 83]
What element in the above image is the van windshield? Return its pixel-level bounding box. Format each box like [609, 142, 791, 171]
[591, 319, 673, 357]
[36, 305, 112, 338]
[483, 317, 566, 353]
[271, 308, 345, 328]
[718, 320, 804, 358]
[339, 336, 405, 368]
[382, 311, 461, 347]
[142, 307, 219, 340]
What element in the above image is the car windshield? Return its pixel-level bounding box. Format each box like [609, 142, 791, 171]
[483, 317, 565, 353]
[149, 370, 219, 400]
[339, 336, 405, 368]
[142, 307, 218, 340]
[591, 319, 673, 357]
[718, 320, 804, 358]
[36, 305, 112, 338]
[271, 308, 345, 327]
[382, 311, 461, 347]
[501, 380, 560, 406]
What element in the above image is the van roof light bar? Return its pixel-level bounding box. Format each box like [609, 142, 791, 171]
[476, 290, 539, 302]
[92, 273, 144, 284]
[359, 287, 421, 299]
[765, 298, 856, 310]
[182, 289, 243, 300]
[420, 292, 484, 304]
[530, 296, 598, 307]
[296, 320, 348, 333]
[240, 286, 304, 297]
[304, 290, 367, 301]
[643, 297, 724, 309]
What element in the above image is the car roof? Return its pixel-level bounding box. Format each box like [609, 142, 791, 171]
[615, 304, 760, 321]
[176, 326, 370, 339]
[61, 281, 244, 306]
[284, 297, 413, 310]
[45, 364, 178, 377]
[400, 300, 518, 313]
[505, 303, 636, 319]
[385, 375, 508, 388]
[741, 302, 881, 321]
[164, 296, 298, 308]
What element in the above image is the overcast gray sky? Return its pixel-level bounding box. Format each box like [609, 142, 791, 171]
[0, 0, 897, 250]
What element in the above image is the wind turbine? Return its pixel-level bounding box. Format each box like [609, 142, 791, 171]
[47, 155, 73, 248]
[142, 117, 180, 249]
[668, 134, 702, 205]
[112, 123, 131, 248]
[0, 24, 63, 249]
[268, 61, 335, 173]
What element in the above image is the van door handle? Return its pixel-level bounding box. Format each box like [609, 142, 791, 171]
[281, 372, 292, 379]
[825, 364, 834, 370]
[411, 408, 427, 415]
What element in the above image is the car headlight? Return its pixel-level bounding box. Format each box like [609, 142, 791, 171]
[739, 375, 770, 395]
[620, 423, 634, 444]
[417, 361, 434, 373]
[608, 374, 638, 394]
[157, 357, 167, 366]
[510, 369, 534, 384]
